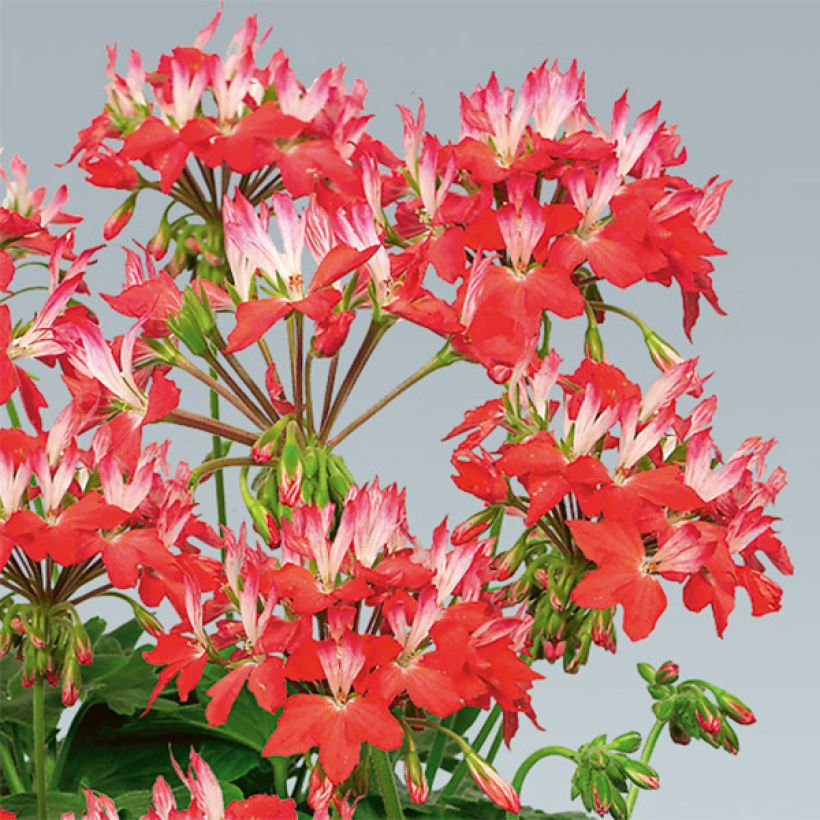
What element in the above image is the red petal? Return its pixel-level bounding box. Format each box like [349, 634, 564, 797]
[145, 370, 180, 424]
[225, 298, 292, 353]
[248, 656, 287, 713]
[619, 575, 667, 640]
[206, 665, 254, 726]
[567, 519, 644, 566]
[310, 245, 378, 292]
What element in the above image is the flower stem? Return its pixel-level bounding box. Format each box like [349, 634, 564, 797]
[436, 706, 500, 802]
[174, 353, 267, 428]
[371, 747, 404, 820]
[327, 343, 459, 449]
[625, 719, 664, 816]
[32, 676, 47, 820]
[165, 408, 258, 446]
[424, 715, 455, 785]
[271, 756, 288, 799]
[505, 746, 577, 820]
[189, 456, 256, 487]
[209, 388, 227, 529]
[319, 317, 393, 442]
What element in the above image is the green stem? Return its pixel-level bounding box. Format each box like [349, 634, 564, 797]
[505, 746, 577, 820]
[625, 720, 664, 816]
[271, 756, 288, 799]
[189, 456, 256, 487]
[32, 677, 47, 820]
[209, 388, 227, 529]
[436, 706, 501, 801]
[587, 301, 652, 335]
[51, 702, 90, 789]
[371, 747, 404, 820]
[0, 739, 24, 794]
[327, 343, 458, 448]
[424, 715, 454, 785]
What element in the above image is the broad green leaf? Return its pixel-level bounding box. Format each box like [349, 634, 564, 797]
[0, 790, 86, 817]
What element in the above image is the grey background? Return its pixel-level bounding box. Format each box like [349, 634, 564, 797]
[1, 1, 818, 817]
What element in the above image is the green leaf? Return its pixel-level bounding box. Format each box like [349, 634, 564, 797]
[0, 791, 86, 817]
[0, 656, 62, 736]
[54, 702, 261, 797]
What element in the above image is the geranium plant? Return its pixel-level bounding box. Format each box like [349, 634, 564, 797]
[0, 4, 790, 819]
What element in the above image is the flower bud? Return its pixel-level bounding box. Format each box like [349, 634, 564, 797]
[715, 690, 756, 725]
[720, 722, 739, 755]
[132, 604, 164, 639]
[655, 661, 679, 684]
[644, 330, 684, 371]
[609, 731, 641, 754]
[61, 656, 81, 707]
[637, 662, 656, 684]
[695, 703, 721, 736]
[148, 213, 174, 260]
[103, 192, 137, 240]
[308, 766, 333, 814]
[465, 752, 520, 814]
[584, 324, 605, 363]
[404, 746, 429, 804]
[452, 510, 495, 545]
[591, 771, 612, 816]
[542, 638, 566, 662]
[72, 625, 93, 665]
[622, 758, 660, 790]
[669, 720, 691, 746]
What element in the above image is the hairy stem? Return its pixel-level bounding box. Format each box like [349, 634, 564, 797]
[328, 344, 456, 448]
[505, 746, 577, 820]
[33, 676, 47, 820]
[371, 747, 404, 820]
[625, 719, 664, 816]
[165, 409, 258, 446]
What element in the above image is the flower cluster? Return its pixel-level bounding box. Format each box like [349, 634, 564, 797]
[144, 481, 537, 813]
[0, 6, 788, 820]
[448, 355, 790, 668]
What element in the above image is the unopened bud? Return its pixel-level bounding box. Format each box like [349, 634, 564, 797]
[591, 771, 612, 816]
[132, 604, 164, 639]
[609, 731, 642, 754]
[103, 193, 137, 241]
[637, 662, 656, 684]
[404, 746, 429, 804]
[655, 661, 679, 685]
[669, 720, 691, 746]
[720, 723, 740, 755]
[695, 704, 721, 736]
[715, 690, 756, 725]
[452, 511, 494, 545]
[466, 752, 520, 814]
[62, 656, 81, 707]
[644, 330, 684, 371]
[307, 766, 333, 814]
[542, 638, 566, 662]
[72, 625, 93, 665]
[148, 212, 174, 260]
[622, 758, 660, 790]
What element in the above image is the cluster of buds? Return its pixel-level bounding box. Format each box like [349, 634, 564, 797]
[511, 547, 618, 672]
[569, 732, 660, 819]
[638, 661, 755, 754]
[0, 599, 91, 706]
[243, 418, 357, 534]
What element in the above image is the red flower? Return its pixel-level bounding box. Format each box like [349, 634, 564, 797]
[264, 635, 403, 784]
[569, 519, 713, 640]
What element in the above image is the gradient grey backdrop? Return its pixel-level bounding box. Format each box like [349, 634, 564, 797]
[1, 1, 818, 817]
